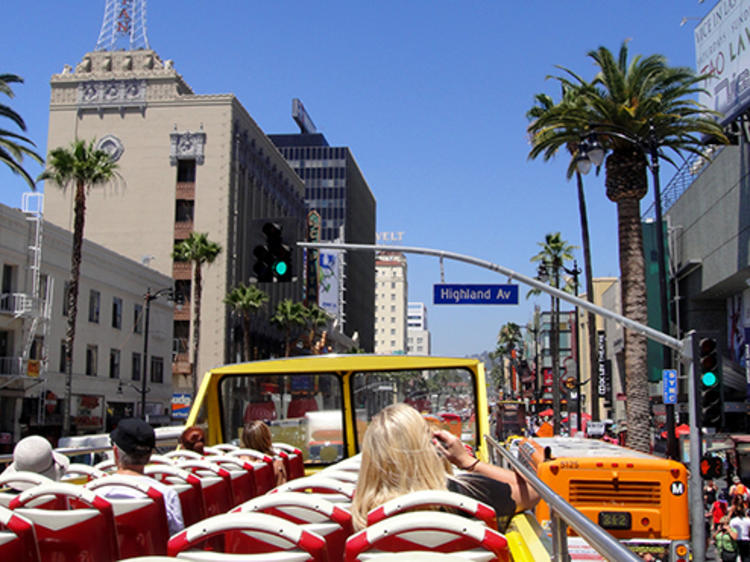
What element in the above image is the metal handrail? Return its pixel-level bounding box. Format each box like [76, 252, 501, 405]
[485, 435, 641, 562]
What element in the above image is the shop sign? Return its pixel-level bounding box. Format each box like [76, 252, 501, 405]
[171, 393, 191, 419]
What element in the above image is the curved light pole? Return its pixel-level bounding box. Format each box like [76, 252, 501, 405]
[141, 287, 183, 421]
[576, 123, 677, 460]
[561, 260, 582, 433]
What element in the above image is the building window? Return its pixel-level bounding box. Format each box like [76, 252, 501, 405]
[391, 317, 396, 323]
[88, 290, 100, 323]
[177, 159, 196, 182]
[390, 305, 396, 312]
[134, 304, 143, 333]
[175, 199, 194, 222]
[86, 345, 98, 376]
[59, 340, 66, 372]
[112, 297, 122, 329]
[109, 349, 120, 379]
[150, 356, 164, 384]
[390, 340, 396, 346]
[62, 281, 70, 317]
[391, 329, 396, 335]
[132, 352, 141, 381]
[391, 294, 395, 300]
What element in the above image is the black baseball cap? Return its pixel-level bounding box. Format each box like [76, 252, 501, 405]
[110, 418, 155, 454]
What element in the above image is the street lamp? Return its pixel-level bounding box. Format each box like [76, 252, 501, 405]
[141, 287, 183, 421]
[575, 123, 678, 459]
[537, 261, 562, 435]
[561, 260, 582, 433]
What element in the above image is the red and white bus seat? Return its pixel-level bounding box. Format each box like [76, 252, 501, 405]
[206, 455, 259, 505]
[148, 454, 175, 465]
[211, 443, 240, 454]
[85, 475, 170, 557]
[168, 512, 327, 561]
[344, 511, 509, 562]
[232, 491, 353, 560]
[326, 454, 361, 473]
[143, 464, 206, 527]
[165, 449, 203, 462]
[94, 458, 118, 473]
[227, 448, 276, 494]
[0, 472, 56, 508]
[62, 463, 106, 483]
[317, 469, 358, 484]
[0, 505, 40, 562]
[273, 443, 306, 480]
[366, 490, 497, 530]
[174, 460, 234, 517]
[273, 476, 355, 505]
[9, 482, 120, 562]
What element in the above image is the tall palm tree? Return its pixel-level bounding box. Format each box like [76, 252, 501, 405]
[38, 139, 119, 435]
[224, 283, 268, 361]
[527, 88, 602, 421]
[1, 73, 43, 188]
[528, 41, 726, 452]
[270, 299, 307, 357]
[496, 322, 523, 396]
[173, 232, 221, 398]
[530, 233, 576, 435]
[303, 303, 331, 353]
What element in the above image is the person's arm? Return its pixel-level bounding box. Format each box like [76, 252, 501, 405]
[433, 429, 540, 512]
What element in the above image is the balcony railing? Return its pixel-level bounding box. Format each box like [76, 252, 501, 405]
[0, 293, 34, 315]
[0, 357, 24, 375]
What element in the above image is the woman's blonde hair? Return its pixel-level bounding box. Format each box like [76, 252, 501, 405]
[350, 403, 449, 530]
[241, 420, 273, 455]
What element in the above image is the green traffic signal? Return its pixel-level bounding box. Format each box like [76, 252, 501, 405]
[273, 260, 288, 276]
[701, 371, 718, 388]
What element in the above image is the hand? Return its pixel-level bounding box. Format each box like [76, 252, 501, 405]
[432, 430, 473, 469]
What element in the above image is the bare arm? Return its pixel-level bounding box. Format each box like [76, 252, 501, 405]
[433, 429, 541, 512]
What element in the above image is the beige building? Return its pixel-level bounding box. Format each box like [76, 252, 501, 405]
[576, 277, 620, 422]
[43, 49, 306, 390]
[0, 195, 174, 445]
[374, 252, 408, 354]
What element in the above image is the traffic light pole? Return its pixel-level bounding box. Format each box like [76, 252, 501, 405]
[300, 241, 704, 560]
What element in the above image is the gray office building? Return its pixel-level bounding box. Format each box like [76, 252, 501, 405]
[270, 101, 376, 351]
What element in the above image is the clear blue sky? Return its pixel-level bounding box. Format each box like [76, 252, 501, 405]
[0, 1, 712, 357]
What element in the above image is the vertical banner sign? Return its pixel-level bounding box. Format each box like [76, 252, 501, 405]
[597, 331, 609, 398]
[318, 249, 342, 325]
[305, 211, 321, 306]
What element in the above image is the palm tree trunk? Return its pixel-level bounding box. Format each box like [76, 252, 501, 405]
[284, 328, 291, 357]
[63, 181, 86, 436]
[575, 171, 601, 421]
[242, 311, 251, 362]
[616, 197, 650, 453]
[191, 264, 202, 399]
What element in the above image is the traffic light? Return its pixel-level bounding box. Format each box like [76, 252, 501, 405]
[700, 454, 723, 480]
[693, 333, 723, 429]
[253, 222, 292, 282]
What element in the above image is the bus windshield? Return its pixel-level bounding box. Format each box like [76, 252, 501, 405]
[351, 367, 478, 450]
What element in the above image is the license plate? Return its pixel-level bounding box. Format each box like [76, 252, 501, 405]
[598, 511, 631, 530]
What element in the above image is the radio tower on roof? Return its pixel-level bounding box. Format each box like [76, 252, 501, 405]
[94, 0, 150, 51]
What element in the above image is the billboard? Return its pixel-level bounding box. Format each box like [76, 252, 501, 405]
[695, 0, 750, 124]
[318, 250, 343, 325]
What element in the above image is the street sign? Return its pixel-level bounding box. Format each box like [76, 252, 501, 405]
[663, 369, 678, 405]
[433, 284, 519, 305]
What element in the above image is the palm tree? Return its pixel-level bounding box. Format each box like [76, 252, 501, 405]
[528, 41, 726, 452]
[224, 283, 268, 361]
[496, 322, 523, 396]
[1, 74, 43, 188]
[527, 88, 602, 422]
[303, 303, 331, 353]
[173, 232, 221, 398]
[38, 139, 118, 435]
[270, 299, 307, 357]
[530, 233, 576, 435]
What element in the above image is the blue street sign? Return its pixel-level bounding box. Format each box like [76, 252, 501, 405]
[433, 284, 519, 305]
[662, 369, 677, 405]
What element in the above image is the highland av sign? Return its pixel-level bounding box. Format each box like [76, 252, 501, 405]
[433, 284, 519, 305]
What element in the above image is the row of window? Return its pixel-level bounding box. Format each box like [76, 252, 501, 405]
[299, 166, 346, 181]
[67, 286, 144, 333]
[281, 146, 347, 161]
[60, 341, 164, 383]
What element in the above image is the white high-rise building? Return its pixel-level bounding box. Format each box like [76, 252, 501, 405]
[374, 252, 407, 354]
[407, 302, 431, 355]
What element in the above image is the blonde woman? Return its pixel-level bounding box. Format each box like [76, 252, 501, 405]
[241, 420, 287, 486]
[351, 403, 539, 531]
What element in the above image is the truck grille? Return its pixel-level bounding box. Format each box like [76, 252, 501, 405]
[569, 480, 661, 506]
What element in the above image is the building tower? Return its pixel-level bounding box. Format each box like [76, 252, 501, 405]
[374, 252, 408, 354]
[269, 99, 376, 351]
[407, 302, 431, 355]
[43, 3, 306, 400]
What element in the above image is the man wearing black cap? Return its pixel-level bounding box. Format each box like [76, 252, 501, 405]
[98, 418, 184, 535]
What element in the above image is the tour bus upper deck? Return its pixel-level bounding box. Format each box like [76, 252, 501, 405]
[186, 354, 491, 467]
